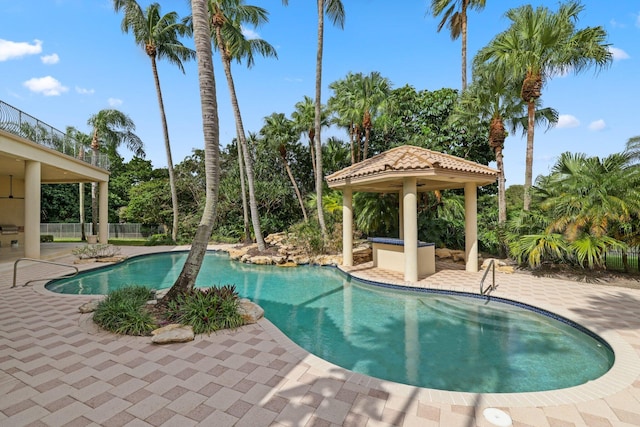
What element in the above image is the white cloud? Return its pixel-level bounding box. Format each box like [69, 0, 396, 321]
[41, 53, 59, 64]
[23, 76, 68, 96]
[557, 114, 580, 129]
[610, 19, 625, 28]
[588, 119, 606, 131]
[76, 86, 95, 95]
[609, 47, 630, 61]
[108, 98, 123, 107]
[241, 26, 259, 40]
[0, 39, 43, 61]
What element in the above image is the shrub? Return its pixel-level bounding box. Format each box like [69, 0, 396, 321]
[40, 235, 54, 243]
[145, 234, 176, 246]
[165, 285, 244, 334]
[93, 286, 157, 336]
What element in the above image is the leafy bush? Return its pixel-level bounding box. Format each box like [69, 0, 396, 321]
[93, 286, 157, 336]
[287, 220, 325, 255]
[165, 285, 243, 334]
[145, 234, 176, 246]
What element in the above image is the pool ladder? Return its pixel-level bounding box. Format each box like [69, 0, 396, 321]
[12, 258, 79, 288]
[479, 259, 496, 295]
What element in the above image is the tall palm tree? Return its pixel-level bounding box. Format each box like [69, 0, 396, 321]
[475, 1, 612, 210]
[453, 62, 557, 224]
[627, 135, 640, 163]
[328, 73, 361, 164]
[260, 112, 308, 222]
[87, 109, 144, 237]
[113, 0, 194, 242]
[163, 0, 221, 302]
[429, 0, 486, 91]
[283, 0, 344, 240]
[208, 0, 276, 251]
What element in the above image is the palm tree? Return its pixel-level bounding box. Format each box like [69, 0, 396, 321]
[163, 0, 221, 303]
[260, 112, 308, 222]
[87, 109, 144, 237]
[475, 1, 612, 210]
[292, 95, 329, 179]
[453, 62, 557, 224]
[66, 126, 92, 241]
[328, 71, 391, 162]
[283, 0, 344, 240]
[627, 135, 640, 163]
[208, 0, 276, 251]
[113, 1, 194, 242]
[429, 0, 486, 91]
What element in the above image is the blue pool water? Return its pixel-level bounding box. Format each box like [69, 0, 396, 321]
[47, 251, 614, 393]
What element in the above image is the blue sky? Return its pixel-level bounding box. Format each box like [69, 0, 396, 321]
[1, 0, 638, 187]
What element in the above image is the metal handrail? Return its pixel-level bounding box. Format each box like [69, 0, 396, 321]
[480, 259, 496, 295]
[12, 258, 79, 288]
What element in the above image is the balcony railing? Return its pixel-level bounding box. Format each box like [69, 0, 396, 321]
[0, 100, 109, 170]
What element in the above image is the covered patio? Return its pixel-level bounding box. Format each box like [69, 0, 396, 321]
[326, 145, 498, 281]
[0, 101, 110, 261]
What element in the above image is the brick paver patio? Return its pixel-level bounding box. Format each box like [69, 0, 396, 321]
[1, 244, 640, 426]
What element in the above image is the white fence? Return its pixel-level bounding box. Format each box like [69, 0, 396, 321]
[40, 223, 159, 239]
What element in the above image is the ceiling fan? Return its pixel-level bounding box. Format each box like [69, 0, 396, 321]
[0, 175, 25, 200]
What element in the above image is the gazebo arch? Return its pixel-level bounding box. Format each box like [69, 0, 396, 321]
[326, 145, 498, 282]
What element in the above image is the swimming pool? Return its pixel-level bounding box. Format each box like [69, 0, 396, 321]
[47, 251, 614, 393]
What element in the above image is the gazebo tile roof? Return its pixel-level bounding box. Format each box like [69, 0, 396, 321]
[325, 145, 497, 183]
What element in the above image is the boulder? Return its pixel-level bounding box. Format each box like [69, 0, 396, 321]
[237, 299, 264, 324]
[313, 255, 341, 266]
[451, 250, 466, 262]
[78, 299, 102, 313]
[289, 255, 310, 265]
[435, 248, 452, 259]
[151, 324, 194, 344]
[249, 256, 273, 265]
[270, 255, 286, 264]
[277, 262, 298, 268]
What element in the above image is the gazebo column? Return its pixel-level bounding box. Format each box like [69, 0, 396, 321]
[342, 187, 353, 267]
[398, 191, 404, 239]
[464, 182, 478, 272]
[98, 180, 109, 244]
[24, 161, 41, 259]
[403, 177, 418, 282]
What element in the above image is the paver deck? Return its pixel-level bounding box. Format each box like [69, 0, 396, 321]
[1, 244, 640, 426]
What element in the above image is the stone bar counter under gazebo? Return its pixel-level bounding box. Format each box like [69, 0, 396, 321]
[325, 145, 498, 282]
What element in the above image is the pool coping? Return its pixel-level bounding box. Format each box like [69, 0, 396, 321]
[32, 248, 640, 409]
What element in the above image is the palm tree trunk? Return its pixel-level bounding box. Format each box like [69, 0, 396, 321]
[163, 0, 219, 303]
[215, 29, 266, 251]
[151, 55, 179, 242]
[315, 0, 328, 240]
[461, 0, 468, 91]
[496, 146, 506, 223]
[524, 100, 535, 211]
[236, 140, 251, 243]
[284, 158, 308, 222]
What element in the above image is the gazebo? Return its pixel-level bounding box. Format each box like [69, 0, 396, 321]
[326, 145, 498, 282]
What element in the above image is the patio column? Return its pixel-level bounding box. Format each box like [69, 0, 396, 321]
[342, 187, 353, 266]
[464, 182, 478, 272]
[403, 177, 418, 282]
[398, 192, 404, 240]
[98, 180, 109, 244]
[24, 160, 41, 259]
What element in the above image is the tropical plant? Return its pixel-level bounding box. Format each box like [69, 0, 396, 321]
[87, 109, 144, 236]
[162, 0, 221, 304]
[113, 0, 195, 243]
[453, 62, 557, 224]
[291, 95, 328, 179]
[429, 0, 486, 90]
[328, 71, 391, 162]
[260, 112, 308, 221]
[93, 286, 157, 336]
[165, 285, 243, 334]
[208, 0, 277, 251]
[475, 1, 612, 210]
